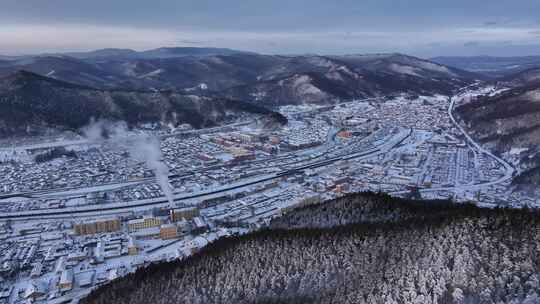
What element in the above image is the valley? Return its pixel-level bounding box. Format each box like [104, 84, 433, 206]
[4, 1, 540, 303]
[0, 79, 529, 303]
[0, 48, 539, 304]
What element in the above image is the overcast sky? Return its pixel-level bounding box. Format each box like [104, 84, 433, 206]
[1, 0, 540, 57]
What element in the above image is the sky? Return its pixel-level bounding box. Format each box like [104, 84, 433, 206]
[1, 0, 540, 58]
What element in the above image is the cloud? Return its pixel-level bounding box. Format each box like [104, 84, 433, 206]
[177, 39, 206, 45]
[483, 21, 499, 26]
[482, 19, 515, 27]
[497, 40, 514, 45]
[0, 24, 179, 54]
[426, 42, 442, 48]
[464, 41, 480, 47]
[1, 22, 540, 57]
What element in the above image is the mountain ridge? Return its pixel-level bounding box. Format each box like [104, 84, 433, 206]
[0, 70, 284, 136]
[0, 50, 480, 106]
[456, 80, 540, 187]
[431, 55, 540, 78]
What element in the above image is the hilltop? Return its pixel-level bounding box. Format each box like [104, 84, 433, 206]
[83, 192, 540, 304]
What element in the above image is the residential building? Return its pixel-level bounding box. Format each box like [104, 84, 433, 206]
[74, 217, 121, 235]
[128, 216, 162, 231]
[159, 224, 179, 240]
[170, 207, 200, 222]
[59, 269, 74, 291]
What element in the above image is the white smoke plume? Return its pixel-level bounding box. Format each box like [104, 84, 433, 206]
[81, 119, 175, 205]
[128, 136, 174, 205]
[81, 118, 130, 142]
[81, 118, 105, 141]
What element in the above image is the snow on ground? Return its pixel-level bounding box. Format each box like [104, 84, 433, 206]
[305, 56, 336, 68]
[292, 75, 324, 97]
[184, 83, 208, 92]
[418, 94, 448, 104]
[121, 62, 139, 77]
[524, 89, 540, 102]
[325, 71, 344, 82]
[389, 63, 422, 77]
[0, 149, 31, 162]
[249, 91, 267, 102]
[0, 197, 30, 204]
[509, 147, 529, 155]
[454, 85, 502, 105]
[489, 88, 511, 97]
[385, 94, 410, 105]
[138, 69, 164, 79]
[417, 60, 456, 76]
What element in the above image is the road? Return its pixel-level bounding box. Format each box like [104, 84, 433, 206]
[448, 93, 515, 181]
[0, 120, 253, 153]
[0, 128, 411, 220]
[288, 97, 383, 118]
[0, 119, 346, 201]
[391, 87, 516, 196]
[0, 98, 383, 200]
[0, 120, 256, 200]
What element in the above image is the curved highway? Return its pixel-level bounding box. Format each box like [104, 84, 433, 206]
[448, 92, 515, 181]
[391, 87, 516, 196]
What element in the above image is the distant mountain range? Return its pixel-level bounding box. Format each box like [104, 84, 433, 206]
[0, 47, 491, 136]
[222, 53, 479, 106]
[431, 55, 540, 78]
[2, 48, 540, 182]
[499, 66, 540, 86]
[0, 48, 480, 106]
[63, 47, 256, 60]
[1, 47, 253, 61]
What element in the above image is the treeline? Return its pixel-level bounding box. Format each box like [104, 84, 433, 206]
[270, 192, 476, 230]
[82, 192, 540, 304]
[513, 167, 540, 188]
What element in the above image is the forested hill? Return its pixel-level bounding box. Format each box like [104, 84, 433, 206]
[83, 193, 540, 304]
[0, 71, 286, 136]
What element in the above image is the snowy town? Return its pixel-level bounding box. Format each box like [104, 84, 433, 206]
[0, 86, 534, 304]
